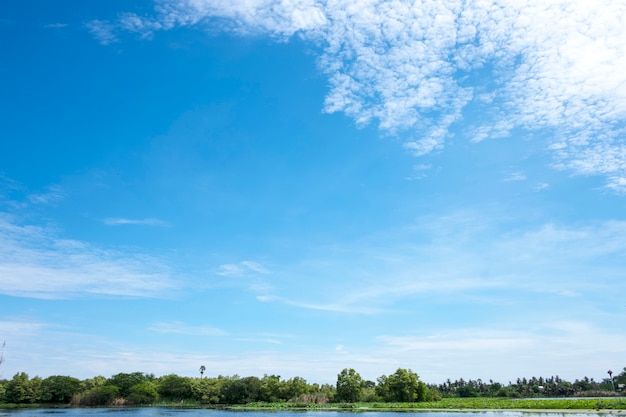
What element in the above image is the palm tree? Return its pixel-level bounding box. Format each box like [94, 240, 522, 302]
[199, 365, 206, 378]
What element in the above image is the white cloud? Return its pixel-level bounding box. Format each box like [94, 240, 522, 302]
[404, 163, 434, 180]
[118, 12, 164, 40]
[90, 0, 626, 192]
[1, 315, 623, 383]
[469, 119, 515, 143]
[0, 319, 45, 336]
[216, 263, 245, 277]
[502, 171, 527, 182]
[266, 294, 384, 314]
[102, 217, 168, 226]
[216, 260, 269, 277]
[240, 260, 269, 274]
[85, 20, 119, 45]
[44, 23, 69, 29]
[0, 214, 174, 299]
[374, 322, 626, 382]
[378, 331, 534, 354]
[255, 212, 626, 317]
[27, 185, 65, 205]
[148, 321, 227, 336]
[234, 337, 282, 345]
[153, 0, 327, 36]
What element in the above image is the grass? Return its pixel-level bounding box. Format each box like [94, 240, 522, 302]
[232, 397, 626, 411]
[3, 398, 625, 412]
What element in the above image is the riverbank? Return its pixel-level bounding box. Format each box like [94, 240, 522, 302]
[231, 398, 626, 412]
[2, 397, 625, 412]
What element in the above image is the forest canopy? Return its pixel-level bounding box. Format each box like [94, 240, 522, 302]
[0, 367, 624, 406]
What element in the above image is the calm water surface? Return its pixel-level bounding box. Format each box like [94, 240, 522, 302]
[0, 410, 620, 417]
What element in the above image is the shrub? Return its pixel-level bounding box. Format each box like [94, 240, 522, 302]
[70, 385, 119, 406]
[127, 382, 158, 405]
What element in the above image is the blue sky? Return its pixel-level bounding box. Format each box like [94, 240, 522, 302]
[1, 0, 625, 385]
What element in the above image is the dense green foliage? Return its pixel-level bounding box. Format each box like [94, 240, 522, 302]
[436, 373, 624, 398]
[0, 367, 624, 407]
[336, 368, 364, 402]
[376, 368, 430, 402]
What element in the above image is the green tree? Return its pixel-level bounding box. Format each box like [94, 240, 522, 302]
[80, 375, 107, 391]
[108, 372, 151, 398]
[378, 368, 421, 402]
[40, 375, 81, 403]
[259, 374, 282, 402]
[158, 374, 192, 401]
[317, 383, 336, 403]
[190, 377, 222, 404]
[426, 385, 441, 401]
[220, 376, 245, 404]
[5, 372, 40, 404]
[457, 384, 478, 398]
[281, 376, 308, 400]
[375, 375, 389, 401]
[335, 368, 363, 402]
[71, 385, 119, 406]
[127, 382, 158, 405]
[0, 379, 7, 402]
[220, 376, 261, 404]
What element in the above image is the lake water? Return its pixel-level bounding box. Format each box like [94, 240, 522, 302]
[0, 410, 621, 417]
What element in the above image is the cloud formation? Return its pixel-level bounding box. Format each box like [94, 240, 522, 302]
[148, 321, 227, 336]
[0, 214, 174, 299]
[103, 217, 168, 226]
[256, 213, 626, 315]
[32, 187, 64, 204]
[85, 20, 119, 45]
[89, 0, 626, 191]
[375, 322, 626, 381]
[216, 260, 269, 277]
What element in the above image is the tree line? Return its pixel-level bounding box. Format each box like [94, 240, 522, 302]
[0, 367, 624, 406]
[436, 373, 624, 398]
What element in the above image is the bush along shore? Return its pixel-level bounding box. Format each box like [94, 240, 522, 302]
[0, 367, 624, 409]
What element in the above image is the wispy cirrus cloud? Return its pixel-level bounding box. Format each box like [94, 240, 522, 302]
[148, 320, 227, 336]
[256, 294, 384, 315]
[234, 336, 282, 345]
[216, 260, 269, 277]
[102, 217, 169, 226]
[44, 23, 69, 29]
[254, 212, 626, 316]
[0, 213, 175, 299]
[2, 316, 623, 383]
[374, 322, 626, 382]
[0, 179, 65, 207]
[85, 19, 119, 45]
[502, 171, 527, 182]
[88, 0, 626, 192]
[27, 185, 65, 205]
[0, 319, 46, 336]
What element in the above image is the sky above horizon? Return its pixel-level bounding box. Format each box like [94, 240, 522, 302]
[1, 0, 625, 386]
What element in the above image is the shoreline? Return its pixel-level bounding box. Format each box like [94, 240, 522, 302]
[231, 407, 626, 415]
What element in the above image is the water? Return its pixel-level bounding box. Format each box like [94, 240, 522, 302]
[0, 410, 620, 417]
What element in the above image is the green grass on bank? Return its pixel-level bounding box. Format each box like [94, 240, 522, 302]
[234, 397, 626, 411]
[2, 398, 626, 411]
